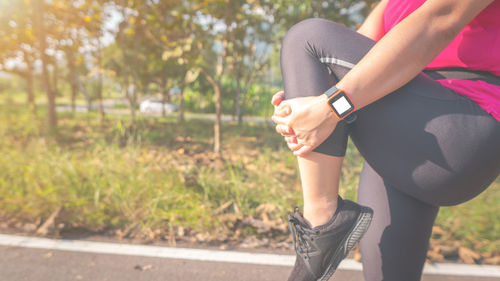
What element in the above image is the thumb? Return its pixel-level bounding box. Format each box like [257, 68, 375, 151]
[293, 145, 314, 157]
[271, 91, 285, 106]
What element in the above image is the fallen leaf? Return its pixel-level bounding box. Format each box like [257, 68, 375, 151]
[134, 264, 153, 271]
[483, 255, 500, 265]
[431, 226, 446, 236]
[213, 201, 234, 215]
[439, 245, 459, 259]
[427, 250, 444, 262]
[36, 205, 65, 236]
[143, 265, 153, 270]
[353, 251, 362, 262]
[458, 247, 480, 264]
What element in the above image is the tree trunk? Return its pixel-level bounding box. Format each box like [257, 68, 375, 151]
[52, 61, 59, 98]
[23, 51, 36, 115]
[123, 78, 136, 130]
[33, 0, 57, 132]
[128, 85, 136, 128]
[66, 49, 78, 112]
[178, 70, 187, 123]
[235, 79, 243, 126]
[80, 80, 92, 112]
[160, 75, 167, 117]
[232, 81, 238, 121]
[213, 80, 222, 156]
[130, 71, 139, 128]
[96, 38, 105, 121]
[26, 69, 36, 115]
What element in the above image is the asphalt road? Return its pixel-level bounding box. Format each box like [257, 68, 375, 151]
[1, 246, 498, 281]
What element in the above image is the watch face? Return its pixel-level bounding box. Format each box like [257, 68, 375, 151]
[332, 96, 352, 115]
[328, 91, 354, 119]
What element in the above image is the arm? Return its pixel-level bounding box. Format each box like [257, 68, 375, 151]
[357, 0, 388, 41]
[274, 0, 495, 156]
[337, 0, 495, 111]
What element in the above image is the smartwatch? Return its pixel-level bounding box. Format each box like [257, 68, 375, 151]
[324, 86, 357, 123]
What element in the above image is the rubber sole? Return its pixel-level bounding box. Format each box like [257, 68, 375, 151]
[318, 206, 373, 281]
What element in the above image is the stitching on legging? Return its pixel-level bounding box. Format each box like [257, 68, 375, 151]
[319, 57, 355, 69]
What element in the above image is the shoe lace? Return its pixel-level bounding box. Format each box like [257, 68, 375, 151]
[288, 211, 319, 260]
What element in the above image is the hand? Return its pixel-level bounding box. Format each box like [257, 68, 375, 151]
[272, 92, 338, 157]
[271, 91, 294, 136]
[272, 91, 299, 146]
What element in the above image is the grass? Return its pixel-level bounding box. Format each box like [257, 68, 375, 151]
[0, 102, 498, 257]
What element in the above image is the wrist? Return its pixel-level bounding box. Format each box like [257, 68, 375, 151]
[324, 86, 356, 122]
[318, 94, 335, 120]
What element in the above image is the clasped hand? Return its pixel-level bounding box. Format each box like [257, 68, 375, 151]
[271, 91, 338, 157]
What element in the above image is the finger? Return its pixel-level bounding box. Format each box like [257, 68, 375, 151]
[274, 104, 291, 117]
[271, 91, 285, 106]
[276, 124, 294, 136]
[285, 136, 297, 144]
[293, 145, 314, 157]
[271, 114, 288, 125]
[287, 142, 304, 151]
[275, 125, 288, 136]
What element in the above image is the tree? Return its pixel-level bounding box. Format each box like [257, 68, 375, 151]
[49, 0, 90, 112]
[124, 0, 202, 123]
[0, 0, 38, 115]
[194, 0, 277, 155]
[226, 3, 273, 125]
[33, 0, 57, 132]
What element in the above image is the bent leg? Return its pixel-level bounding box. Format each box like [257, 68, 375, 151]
[358, 162, 439, 281]
[350, 74, 500, 206]
[280, 18, 377, 226]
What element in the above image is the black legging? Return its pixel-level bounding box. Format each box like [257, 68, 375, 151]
[280, 18, 500, 281]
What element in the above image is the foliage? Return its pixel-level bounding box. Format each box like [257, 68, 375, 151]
[0, 106, 499, 263]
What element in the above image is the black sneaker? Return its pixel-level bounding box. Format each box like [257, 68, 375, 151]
[287, 196, 373, 281]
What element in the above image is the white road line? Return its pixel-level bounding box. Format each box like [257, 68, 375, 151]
[0, 234, 499, 278]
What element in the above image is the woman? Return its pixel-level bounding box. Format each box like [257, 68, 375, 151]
[271, 0, 500, 280]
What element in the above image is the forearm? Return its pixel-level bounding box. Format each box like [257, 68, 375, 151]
[336, 0, 494, 111]
[356, 0, 388, 41]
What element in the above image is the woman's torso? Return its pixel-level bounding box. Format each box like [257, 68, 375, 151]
[383, 0, 500, 121]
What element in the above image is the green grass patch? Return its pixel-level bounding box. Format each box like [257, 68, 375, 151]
[0, 104, 498, 256]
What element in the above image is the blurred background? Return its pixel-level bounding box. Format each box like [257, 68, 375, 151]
[0, 0, 498, 266]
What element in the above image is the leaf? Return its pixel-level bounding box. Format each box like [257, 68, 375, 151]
[185, 68, 200, 83]
[134, 264, 153, 271]
[483, 255, 500, 265]
[162, 46, 183, 61]
[458, 247, 480, 264]
[213, 201, 234, 215]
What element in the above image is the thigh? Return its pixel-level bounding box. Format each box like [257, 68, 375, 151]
[281, 18, 375, 100]
[351, 75, 500, 206]
[358, 161, 439, 281]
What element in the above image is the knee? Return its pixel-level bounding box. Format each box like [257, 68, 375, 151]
[281, 18, 344, 54]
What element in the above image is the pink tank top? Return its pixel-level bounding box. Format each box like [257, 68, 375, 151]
[383, 0, 500, 122]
